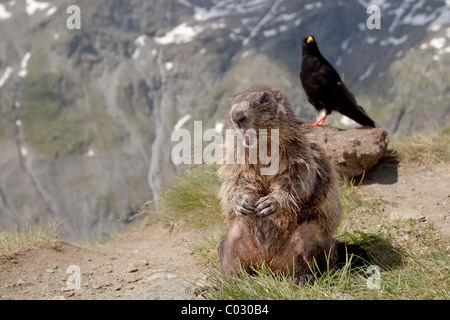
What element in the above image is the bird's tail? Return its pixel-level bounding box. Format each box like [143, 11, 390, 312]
[344, 105, 376, 127]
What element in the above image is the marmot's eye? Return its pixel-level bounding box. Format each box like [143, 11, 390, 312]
[261, 93, 269, 103]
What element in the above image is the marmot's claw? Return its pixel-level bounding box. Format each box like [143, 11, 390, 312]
[255, 195, 279, 218]
[235, 194, 256, 216]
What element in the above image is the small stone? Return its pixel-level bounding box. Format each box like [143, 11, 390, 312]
[146, 272, 166, 282]
[389, 209, 426, 221]
[127, 264, 139, 273]
[126, 277, 140, 284]
[16, 279, 26, 286]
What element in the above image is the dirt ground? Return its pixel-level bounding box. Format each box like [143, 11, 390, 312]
[0, 162, 448, 300]
[0, 223, 207, 300]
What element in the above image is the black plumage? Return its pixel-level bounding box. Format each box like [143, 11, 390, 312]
[300, 36, 376, 127]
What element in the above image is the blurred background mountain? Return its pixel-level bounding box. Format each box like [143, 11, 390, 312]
[0, 0, 449, 241]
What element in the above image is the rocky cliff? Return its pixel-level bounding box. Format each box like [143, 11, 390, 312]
[0, 0, 448, 240]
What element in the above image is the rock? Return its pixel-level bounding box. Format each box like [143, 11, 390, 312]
[16, 279, 26, 286]
[126, 276, 141, 284]
[389, 209, 426, 221]
[312, 126, 389, 178]
[126, 264, 139, 273]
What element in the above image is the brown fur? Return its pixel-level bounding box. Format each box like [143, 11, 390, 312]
[218, 85, 342, 279]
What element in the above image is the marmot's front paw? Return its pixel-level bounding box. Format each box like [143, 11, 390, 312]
[234, 194, 256, 216]
[255, 195, 279, 219]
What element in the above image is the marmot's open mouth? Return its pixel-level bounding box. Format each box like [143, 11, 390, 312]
[243, 131, 257, 148]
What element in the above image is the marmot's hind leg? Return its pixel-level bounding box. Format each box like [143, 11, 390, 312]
[218, 222, 259, 276]
[291, 221, 337, 282]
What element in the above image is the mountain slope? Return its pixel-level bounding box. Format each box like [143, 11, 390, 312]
[0, 0, 448, 240]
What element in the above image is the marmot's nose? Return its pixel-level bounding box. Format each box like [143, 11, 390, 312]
[231, 110, 247, 128]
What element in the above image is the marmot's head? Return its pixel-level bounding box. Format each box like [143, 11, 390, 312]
[228, 85, 287, 148]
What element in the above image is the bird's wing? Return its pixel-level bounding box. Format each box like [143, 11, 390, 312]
[314, 63, 376, 127]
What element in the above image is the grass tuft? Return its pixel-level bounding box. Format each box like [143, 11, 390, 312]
[391, 127, 449, 165]
[153, 165, 224, 230]
[0, 221, 58, 256]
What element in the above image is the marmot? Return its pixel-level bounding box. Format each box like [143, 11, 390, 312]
[217, 85, 342, 282]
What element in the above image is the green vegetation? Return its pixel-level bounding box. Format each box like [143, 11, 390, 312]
[391, 128, 450, 165]
[151, 129, 449, 299]
[0, 221, 58, 256]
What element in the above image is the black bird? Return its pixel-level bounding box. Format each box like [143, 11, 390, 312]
[300, 36, 376, 127]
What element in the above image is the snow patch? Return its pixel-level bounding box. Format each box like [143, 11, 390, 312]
[164, 62, 174, 71]
[26, 0, 50, 16]
[430, 24, 442, 32]
[174, 114, 192, 130]
[395, 50, 404, 59]
[305, 2, 322, 10]
[366, 36, 377, 44]
[132, 35, 148, 59]
[0, 4, 12, 20]
[18, 52, 31, 78]
[15, 119, 22, 127]
[86, 148, 95, 158]
[278, 25, 289, 32]
[380, 35, 408, 46]
[0, 66, 13, 88]
[241, 50, 250, 58]
[194, 7, 230, 21]
[429, 37, 446, 50]
[21, 147, 28, 157]
[264, 29, 277, 37]
[341, 38, 350, 51]
[132, 48, 141, 60]
[154, 23, 204, 45]
[275, 13, 297, 23]
[194, 0, 269, 21]
[177, 0, 192, 8]
[211, 22, 226, 29]
[134, 34, 147, 47]
[46, 5, 57, 16]
[359, 63, 375, 81]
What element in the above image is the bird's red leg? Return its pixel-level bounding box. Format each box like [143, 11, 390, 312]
[309, 113, 328, 127]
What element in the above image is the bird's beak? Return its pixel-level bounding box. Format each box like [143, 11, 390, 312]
[306, 36, 314, 44]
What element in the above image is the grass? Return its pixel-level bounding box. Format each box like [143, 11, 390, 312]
[390, 127, 450, 165]
[151, 132, 449, 299]
[0, 221, 58, 257]
[152, 165, 224, 230]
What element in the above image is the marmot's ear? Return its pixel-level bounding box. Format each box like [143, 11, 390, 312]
[274, 89, 287, 116]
